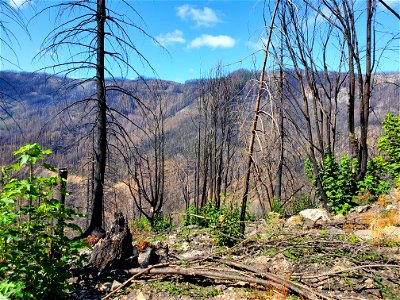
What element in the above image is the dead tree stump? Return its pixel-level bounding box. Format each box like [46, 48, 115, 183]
[88, 213, 134, 274]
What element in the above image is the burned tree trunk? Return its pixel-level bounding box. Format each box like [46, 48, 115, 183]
[88, 213, 133, 274]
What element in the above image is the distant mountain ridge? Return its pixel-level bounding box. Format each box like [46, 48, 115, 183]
[0, 69, 399, 165]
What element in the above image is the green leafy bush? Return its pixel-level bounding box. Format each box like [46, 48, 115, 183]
[183, 199, 254, 247]
[130, 215, 153, 233]
[378, 113, 400, 180]
[213, 203, 242, 247]
[0, 280, 24, 299]
[357, 156, 391, 200]
[306, 155, 358, 214]
[0, 144, 85, 299]
[153, 212, 173, 233]
[306, 152, 393, 213]
[196, 201, 222, 228]
[318, 155, 358, 214]
[131, 213, 172, 233]
[270, 198, 285, 215]
[182, 203, 197, 226]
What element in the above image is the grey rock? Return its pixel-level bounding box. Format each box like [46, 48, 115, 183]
[138, 246, 157, 268]
[353, 230, 374, 240]
[299, 208, 331, 222]
[326, 226, 345, 235]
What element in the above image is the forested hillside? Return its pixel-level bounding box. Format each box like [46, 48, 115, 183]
[0, 70, 399, 227]
[1, 0, 400, 298]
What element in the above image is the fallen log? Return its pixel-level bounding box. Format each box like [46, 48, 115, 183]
[212, 258, 333, 300]
[117, 266, 335, 300]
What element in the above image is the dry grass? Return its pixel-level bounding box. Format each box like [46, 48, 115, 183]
[350, 190, 400, 242]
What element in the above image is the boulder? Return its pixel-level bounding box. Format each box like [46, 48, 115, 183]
[136, 240, 168, 268]
[299, 208, 331, 223]
[332, 214, 346, 224]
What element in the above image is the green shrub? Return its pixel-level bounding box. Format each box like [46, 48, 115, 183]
[197, 201, 222, 227]
[306, 151, 393, 214]
[291, 195, 315, 215]
[304, 115, 399, 213]
[130, 215, 152, 233]
[306, 155, 359, 214]
[270, 198, 285, 215]
[214, 203, 242, 247]
[0, 144, 85, 299]
[357, 156, 391, 200]
[378, 113, 400, 180]
[318, 155, 358, 214]
[0, 280, 24, 299]
[131, 213, 172, 233]
[182, 203, 197, 226]
[183, 199, 254, 247]
[153, 213, 173, 233]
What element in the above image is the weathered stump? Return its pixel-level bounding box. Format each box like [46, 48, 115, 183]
[88, 213, 134, 274]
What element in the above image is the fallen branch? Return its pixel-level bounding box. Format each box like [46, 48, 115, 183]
[102, 263, 169, 300]
[291, 264, 400, 279]
[213, 258, 333, 300]
[125, 266, 335, 300]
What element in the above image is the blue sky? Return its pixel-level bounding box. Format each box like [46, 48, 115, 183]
[1, 0, 399, 83]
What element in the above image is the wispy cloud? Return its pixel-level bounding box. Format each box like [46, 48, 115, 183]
[188, 34, 236, 49]
[176, 4, 221, 27]
[246, 38, 267, 51]
[9, 0, 28, 8]
[156, 30, 185, 47]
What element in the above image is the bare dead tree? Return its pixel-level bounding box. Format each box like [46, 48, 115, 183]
[194, 66, 243, 211]
[121, 87, 166, 228]
[274, 1, 349, 207]
[0, 1, 27, 131]
[36, 0, 157, 235]
[239, 0, 281, 235]
[315, 0, 377, 179]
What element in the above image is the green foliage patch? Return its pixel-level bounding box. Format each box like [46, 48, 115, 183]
[130, 215, 153, 233]
[183, 198, 254, 247]
[131, 213, 172, 234]
[0, 144, 86, 299]
[378, 113, 400, 177]
[153, 213, 173, 233]
[304, 113, 400, 214]
[305, 155, 358, 214]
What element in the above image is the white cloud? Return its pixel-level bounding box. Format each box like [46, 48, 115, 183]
[156, 30, 185, 47]
[176, 4, 221, 27]
[9, 0, 28, 8]
[188, 34, 236, 49]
